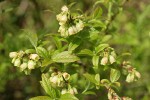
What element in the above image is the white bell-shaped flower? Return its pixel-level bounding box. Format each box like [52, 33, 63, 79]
[61, 5, 68, 12]
[50, 75, 58, 84]
[20, 62, 28, 71]
[101, 56, 108, 65]
[109, 55, 116, 64]
[29, 54, 40, 61]
[14, 58, 21, 67]
[28, 60, 36, 69]
[62, 72, 70, 80]
[76, 20, 84, 32]
[9, 52, 18, 58]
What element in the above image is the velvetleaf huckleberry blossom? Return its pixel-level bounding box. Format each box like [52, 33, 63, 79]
[56, 5, 84, 37]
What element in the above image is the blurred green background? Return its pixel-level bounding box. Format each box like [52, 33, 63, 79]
[0, 0, 150, 100]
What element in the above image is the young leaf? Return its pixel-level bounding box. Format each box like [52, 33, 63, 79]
[92, 7, 102, 19]
[24, 30, 38, 48]
[89, 28, 99, 41]
[41, 59, 53, 67]
[83, 73, 98, 84]
[101, 35, 112, 42]
[111, 82, 121, 91]
[110, 69, 120, 83]
[78, 49, 93, 56]
[95, 74, 100, 83]
[101, 79, 110, 85]
[25, 49, 36, 54]
[29, 96, 52, 100]
[93, 0, 105, 8]
[36, 47, 49, 58]
[82, 91, 96, 95]
[68, 38, 81, 52]
[92, 55, 99, 67]
[52, 51, 79, 63]
[60, 93, 78, 100]
[88, 19, 105, 28]
[53, 36, 62, 49]
[95, 44, 109, 54]
[40, 74, 60, 99]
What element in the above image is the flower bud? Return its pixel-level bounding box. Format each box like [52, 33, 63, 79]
[122, 97, 132, 100]
[76, 20, 84, 32]
[28, 60, 36, 69]
[62, 72, 70, 80]
[9, 52, 18, 58]
[126, 73, 134, 83]
[58, 25, 65, 33]
[51, 72, 57, 77]
[61, 89, 68, 94]
[134, 70, 141, 79]
[14, 58, 21, 67]
[72, 26, 78, 34]
[18, 51, 25, 58]
[109, 55, 116, 64]
[57, 14, 67, 25]
[29, 54, 40, 61]
[68, 27, 75, 35]
[50, 76, 58, 84]
[101, 56, 108, 65]
[61, 5, 68, 12]
[69, 87, 78, 95]
[60, 15, 67, 23]
[57, 80, 64, 87]
[108, 91, 112, 100]
[12, 58, 16, 63]
[20, 63, 28, 71]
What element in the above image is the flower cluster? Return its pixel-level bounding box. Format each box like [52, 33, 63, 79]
[108, 88, 132, 100]
[122, 61, 141, 83]
[9, 51, 40, 72]
[50, 72, 70, 87]
[56, 5, 84, 37]
[61, 87, 78, 95]
[100, 49, 116, 65]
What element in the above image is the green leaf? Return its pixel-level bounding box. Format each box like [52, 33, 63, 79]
[111, 82, 121, 90]
[25, 49, 36, 54]
[95, 44, 109, 54]
[68, 38, 81, 51]
[92, 55, 99, 67]
[29, 96, 52, 100]
[95, 74, 100, 83]
[60, 93, 78, 100]
[36, 47, 49, 58]
[121, 52, 132, 56]
[88, 19, 105, 28]
[110, 69, 120, 83]
[92, 7, 102, 19]
[101, 79, 110, 86]
[68, 2, 77, 8]
[83, 73, 98, 85]
[78, 49, 93, 56]
[53, 36, 62, 49]
[83, 91, 96, 95]
[89, 28, 99, 41]
[24, 30, 38, 48]
[52, 51, 79, 63]
[93, 0, 105, 8]
[40, 74, 60, 99]
[101, 35, 112, 42]
[41, 59, 53, 67]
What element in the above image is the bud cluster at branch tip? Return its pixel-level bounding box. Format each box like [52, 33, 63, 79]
[49, 71, 70, 87]
[56, 5, 84, 37]
[9, 51, 41, 73]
